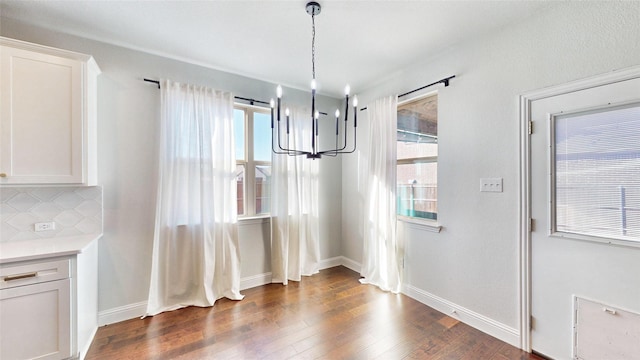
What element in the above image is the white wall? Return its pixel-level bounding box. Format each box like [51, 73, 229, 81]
[342, 0, 640, 346]
[0, 18, 343, 320]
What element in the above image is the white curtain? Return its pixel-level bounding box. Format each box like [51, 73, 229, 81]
[271, 107, 320, 285]
[147, 79, 243, 316]
[360, 95, 402, 293]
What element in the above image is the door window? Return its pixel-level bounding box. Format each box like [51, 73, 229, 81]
[553, 103, 640, 241]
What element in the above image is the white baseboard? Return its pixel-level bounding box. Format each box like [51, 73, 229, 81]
[98, 301, 147, 326]
[97, 258, 363, 327]
[340, 256, 362, 273]
[78, 326, 98, 360]
[240, 272, 272, 290]
[402, 283, 520, 347]
[319, 256, 343, 269]
[98, 272, 275, 326]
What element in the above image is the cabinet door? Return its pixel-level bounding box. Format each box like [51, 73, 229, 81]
[0, 46, 83, 184]
[0, 278, 71, 360]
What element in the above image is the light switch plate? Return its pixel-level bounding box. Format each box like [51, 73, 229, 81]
[480, 178, 503, 192]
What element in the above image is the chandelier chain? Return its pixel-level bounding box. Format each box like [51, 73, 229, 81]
[311, 13, 316, 80]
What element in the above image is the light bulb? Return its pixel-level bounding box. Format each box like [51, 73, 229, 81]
[314, 110, 319, 119]
[270, 99, 275, 108]
[277, 85, 282, 98]
[335, 109, 340, 117]
[285, 108, 290, 116]
[353, 96, 358, 107]
[344, 85, 350, 96]
[311, 79, 316, 90]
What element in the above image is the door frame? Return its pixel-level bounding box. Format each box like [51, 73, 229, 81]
[518, 65, 640, 352]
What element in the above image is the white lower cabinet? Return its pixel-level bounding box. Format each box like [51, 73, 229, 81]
[0, 243, 98, 360]
[0, 278, 71, 359]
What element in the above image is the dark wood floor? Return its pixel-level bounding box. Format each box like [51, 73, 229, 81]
[87, 266, 544, 359]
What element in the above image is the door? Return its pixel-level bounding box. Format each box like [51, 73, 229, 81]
[528, 71, 640, 359]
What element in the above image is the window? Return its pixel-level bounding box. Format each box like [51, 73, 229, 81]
[396, 93, 438, 220]
[553, 102, 640, 241]
[235, 105, 272, 217]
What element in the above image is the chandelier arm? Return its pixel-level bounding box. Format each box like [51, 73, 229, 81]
[272, 124, 298, 155]
[272, 111, 307, 156]
[285, 124, 309, 156]
[322, 127, 348, 154]
[320, 108, 352, 154]
[278, 139, 307, 156]
[271, 105, 290, 155]
[336, 116, 350, 152]
[318, 123, 357, 155]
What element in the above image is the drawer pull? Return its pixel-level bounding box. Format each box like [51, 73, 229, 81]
[603, 307, 617, 315]
[3, 272, 38, 281]
[0, 173, 7, 178]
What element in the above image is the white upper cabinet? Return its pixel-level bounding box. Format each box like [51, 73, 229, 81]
[0, 37, 100, 185]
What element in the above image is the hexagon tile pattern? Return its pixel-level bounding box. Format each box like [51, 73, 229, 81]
[0, 186, 103, 242]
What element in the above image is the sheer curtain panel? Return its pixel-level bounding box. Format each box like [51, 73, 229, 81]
[271, 107, 321, 285]
[360, 95, 402, 293]
[147, 79, 243, 316]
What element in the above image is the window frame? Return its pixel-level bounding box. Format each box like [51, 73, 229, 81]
[395, 92, 441, 232]
[235, 103, 271, 218]
[549, 102, 640, 245]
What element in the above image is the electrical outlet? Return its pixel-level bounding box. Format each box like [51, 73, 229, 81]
[480, 178, 503, 192]
[35, 222, 56, 232]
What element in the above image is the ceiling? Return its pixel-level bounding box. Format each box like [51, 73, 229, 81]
[0, 0, 556, 98]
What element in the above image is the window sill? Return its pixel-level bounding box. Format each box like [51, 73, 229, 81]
[397, 216, 442, 233]
[551, 231, 640, 249]
[238, 215, 270, 226]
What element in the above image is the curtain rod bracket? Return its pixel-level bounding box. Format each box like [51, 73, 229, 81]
[144, 78, 161, 89]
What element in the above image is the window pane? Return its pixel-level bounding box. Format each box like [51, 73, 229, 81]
[236, 164, 245, 215]
[397, 94, 438, 219]
[255, 165, 271, 214]
[254, 112, 272, 162]
[398, 94, 437, 159]
[397, 162, 437, 220]
[555, 103, 640, 241]
[234, 109, 245, 160]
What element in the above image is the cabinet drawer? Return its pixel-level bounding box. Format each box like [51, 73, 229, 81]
[0, 278, 72, 360]
[0, 258, 70, 290]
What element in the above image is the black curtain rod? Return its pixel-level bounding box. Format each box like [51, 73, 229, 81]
[359, 75, 455, 111]
[143, 78, 270, 106]
[143, 78, 330, 115]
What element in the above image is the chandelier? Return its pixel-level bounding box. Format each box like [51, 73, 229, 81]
[270, 1, 358, 159]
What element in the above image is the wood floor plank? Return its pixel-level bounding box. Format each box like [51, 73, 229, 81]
[86, 266, 544, 359]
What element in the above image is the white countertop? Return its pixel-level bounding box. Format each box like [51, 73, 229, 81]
[0, 233, 101, 264]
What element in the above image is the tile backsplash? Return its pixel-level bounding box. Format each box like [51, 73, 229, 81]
[0, 186, 103, 242]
